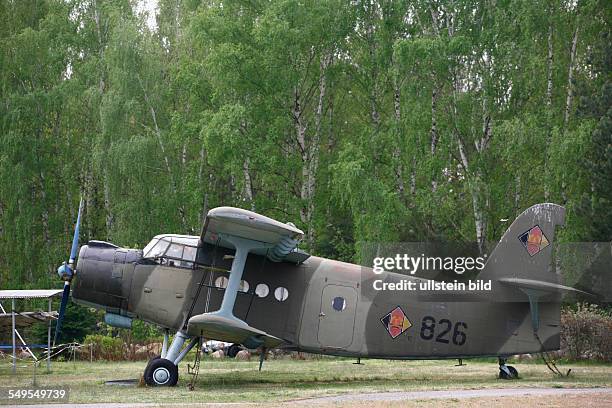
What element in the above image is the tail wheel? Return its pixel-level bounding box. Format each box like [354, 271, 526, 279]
[499, 365, 519, 379]
[144, 358, 178, 387]
[508, 365, 519, 378]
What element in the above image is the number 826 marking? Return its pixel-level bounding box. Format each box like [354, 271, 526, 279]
[420, 316, 467, 346]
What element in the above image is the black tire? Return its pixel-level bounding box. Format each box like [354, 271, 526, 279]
[227, 344, 242, 358]
[143, 355, 162, 381]
[144, 358, 179, 387]
[507, 365, 519, 379]
[499, 365, 519, 380]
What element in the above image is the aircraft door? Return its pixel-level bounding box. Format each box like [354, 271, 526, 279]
[317, 285, 357, 348]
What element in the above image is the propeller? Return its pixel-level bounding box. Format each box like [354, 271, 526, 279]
[54, 197, 84, 346]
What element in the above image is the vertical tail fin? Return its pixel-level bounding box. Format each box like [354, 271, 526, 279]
[479, 203, 565, 284]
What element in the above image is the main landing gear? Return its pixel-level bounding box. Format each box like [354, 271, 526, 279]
[144, 330, 200, 386]
[498, 357, 519, 380]
[144, 357, 178, 386]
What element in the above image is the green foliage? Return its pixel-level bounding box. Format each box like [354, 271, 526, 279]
[561, 303, 612, 361]
[575, 27, 612, 241]
[126, 319, 163, 344]
[0, 0, 609, 306]
[83, 334, 125, 361]
[28, 303, 99, 345]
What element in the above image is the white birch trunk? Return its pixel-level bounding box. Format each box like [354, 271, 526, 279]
[294, 87, 308, 226]
[103, 170, 113, 240]
[545, 18, 554, 201]
[564, 24, 579, 127]
[393, 81, 405, 199]
[546, 21, 554, 107]
[430, 86, 439, 192]
[242, 157, 254, 210]
[470, 183, 486, 255]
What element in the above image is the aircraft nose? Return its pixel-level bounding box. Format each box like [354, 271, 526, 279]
[72, 241, 122, 309]
[72, 241, 141, 312]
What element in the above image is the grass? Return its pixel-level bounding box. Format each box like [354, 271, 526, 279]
[0, 356, 610, 404]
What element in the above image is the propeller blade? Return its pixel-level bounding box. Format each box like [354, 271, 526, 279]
[53, 281, 71, 346]
[69, 198, 84, 264]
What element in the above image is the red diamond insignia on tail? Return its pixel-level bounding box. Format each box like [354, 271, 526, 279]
[518, 225, 550, 256]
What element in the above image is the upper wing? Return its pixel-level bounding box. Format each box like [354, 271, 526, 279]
[199, 206, 309, 263]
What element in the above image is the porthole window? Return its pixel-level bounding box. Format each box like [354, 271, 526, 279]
[332, 297, 346, 311]
[255, 284, 269, 298]
[274, 287, 289, 302]
[215, 276, 228, 289]
[239, 280, 250, 293]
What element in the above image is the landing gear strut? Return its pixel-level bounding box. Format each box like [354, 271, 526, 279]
[498, 357, 519, 380]
[143, 330, 199, 386]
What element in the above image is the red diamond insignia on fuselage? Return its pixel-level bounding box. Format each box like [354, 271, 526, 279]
[381, 306, 412, 339]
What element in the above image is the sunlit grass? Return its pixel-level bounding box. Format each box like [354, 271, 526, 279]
[1, 357, 610, 404]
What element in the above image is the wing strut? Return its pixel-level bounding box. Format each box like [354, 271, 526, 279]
[187, 234, 284, 348]
[216, 235, 268, 317]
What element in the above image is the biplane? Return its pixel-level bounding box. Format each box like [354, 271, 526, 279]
[53, 203, 581, 386]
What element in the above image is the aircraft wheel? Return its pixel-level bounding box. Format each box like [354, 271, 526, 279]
[143, 355, 161, 380]
[499, 365, 519, 380]
[507, 365, 519, 378]
[144, 358, 179, 386]
[227, 344, 242, 358]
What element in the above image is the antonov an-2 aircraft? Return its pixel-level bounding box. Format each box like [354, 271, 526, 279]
[53, 202, 579, 386]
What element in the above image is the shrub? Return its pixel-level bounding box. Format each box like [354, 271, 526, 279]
[561, 303, 612, 362]
[83, 334, 125, 361]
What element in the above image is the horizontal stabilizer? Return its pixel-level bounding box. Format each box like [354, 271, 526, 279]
[186, 313, 283, 349]
[499, 278, 591, 296]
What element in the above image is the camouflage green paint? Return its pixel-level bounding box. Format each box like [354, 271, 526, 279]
[73, 203, 565, 360]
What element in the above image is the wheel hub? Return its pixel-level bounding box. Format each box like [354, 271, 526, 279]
[153, 367, 170, 384]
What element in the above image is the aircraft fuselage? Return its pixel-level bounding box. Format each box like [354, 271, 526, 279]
[72, 237, 560, 359]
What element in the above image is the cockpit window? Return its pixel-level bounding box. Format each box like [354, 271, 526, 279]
[146, 239, 170, 258]
[142, 239, 159, 256]
[166, 243, 184, 259]
[142, 236, 200, 269]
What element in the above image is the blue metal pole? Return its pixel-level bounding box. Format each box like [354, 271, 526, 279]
[12, 298, 16, 374]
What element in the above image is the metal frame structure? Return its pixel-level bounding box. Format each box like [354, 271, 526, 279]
[0, 289, 63, 374]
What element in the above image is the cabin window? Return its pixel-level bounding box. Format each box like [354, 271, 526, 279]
[239, 280, 250, 293]
[274, 287, 289, 302]
[332, 296, 346, 311]
[215, 276, 228, 289]
[183, 246, 197, 262]
[255, 284, 269, 298]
